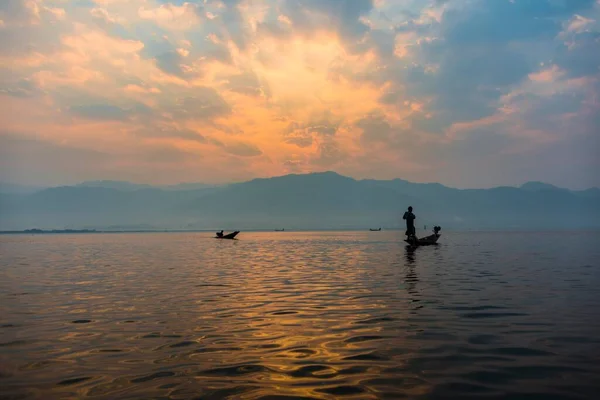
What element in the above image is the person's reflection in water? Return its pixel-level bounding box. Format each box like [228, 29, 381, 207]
[404, 246, 422, 310]
[405, 245, 416, 266]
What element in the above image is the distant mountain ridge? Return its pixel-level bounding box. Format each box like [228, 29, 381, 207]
[520, 181, 567, 192]
[1, 172, 598, 231]
[0, 183, 47, 195]
[75, 180, 219, 191]
[1, 175, 596, 195]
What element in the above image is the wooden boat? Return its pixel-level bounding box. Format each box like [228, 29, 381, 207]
[215, 231, 240, 239]
[275, 228, 285, 231]
[369, 228, 381, 231]
[404, 226, 441, 246]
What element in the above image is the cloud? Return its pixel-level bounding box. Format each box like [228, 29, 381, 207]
[369, 0, 598, 134]
[225, 70, 265, 97]
[224, 142, 262, 157]
[218, 0, 249, 51]
[138, 35, 198, 78]
[166, 87, 231, 120]
[529, 65, 566, 83]
[285, 133, 313, 148]
[284, 117, 340, 148]
[138, 2, 202, 30]
[311, 137, 345, 167]
[62, 29, 144, 55]
[556, 31, 600, 78]
[281, 0, 374, 43]
[566, 14, 596, 33]
[0, 0, 40, 26]
[356, 113, 393, 144]
[154, 50, 186, 77]
[0, 78, 42, 98]
[68, 104, 130, 121]
[143, 145, 195, 163]
[1, 0, 599, 188]
[282, 156, 305, 173]
[60, 91, 154, 121]
[90, 7, 115, 23]
[134, 126, 208, 143]
[0, 133, 112, 185]
[123, 84, 161, 94]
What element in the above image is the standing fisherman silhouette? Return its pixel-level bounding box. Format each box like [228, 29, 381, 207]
[403, 206, 416, 244]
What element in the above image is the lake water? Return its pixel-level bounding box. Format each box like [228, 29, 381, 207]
[1, 231, 599, 399]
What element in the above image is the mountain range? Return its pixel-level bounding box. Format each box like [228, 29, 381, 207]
[1, 172, 598, 231]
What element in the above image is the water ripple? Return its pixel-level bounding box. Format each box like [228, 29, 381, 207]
[1, 231, 599, 399]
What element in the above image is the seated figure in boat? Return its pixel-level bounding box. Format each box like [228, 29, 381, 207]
[216, 230, 224, 238]
[421, 226, 441, 242]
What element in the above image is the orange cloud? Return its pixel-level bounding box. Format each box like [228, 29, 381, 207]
[62, 28, 144, 56]
[124, 84, 161, 94]
[4, 0, 594, 188]
[566, 14, 595, 33]
[0, 1, 441, 184]
[528, 65, 565, 82]
[138, 3, 202, 30]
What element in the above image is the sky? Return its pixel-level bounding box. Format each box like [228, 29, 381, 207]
[1, 0, 599, 189]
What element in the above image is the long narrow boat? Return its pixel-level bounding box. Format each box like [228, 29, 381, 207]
[405, 233, 440, 246]
[404, 226, 441, 246]
[369, 228, 381, 231]
[215, 231, 240, 239]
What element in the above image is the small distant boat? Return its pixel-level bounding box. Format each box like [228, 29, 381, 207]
[215, 231, 240, 239]
[274, 228, 285, 231]
[369, 228, 381, 231]
[405, 226, 441, 246]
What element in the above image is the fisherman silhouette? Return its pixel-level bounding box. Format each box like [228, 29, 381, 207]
[403, 206, 416, 243]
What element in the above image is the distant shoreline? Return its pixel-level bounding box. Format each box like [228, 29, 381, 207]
[1, 229, 100, 234]
[0, 228, 403, 234]
[0, 229, 208, 234]
[1, 228, 599, 235]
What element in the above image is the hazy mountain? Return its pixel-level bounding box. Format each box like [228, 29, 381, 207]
[0, 183, 46, 195]
[0, 172, 598, 231]
[161, 182, 220, 191]
[577, 187, 600, 198]
[178, 172, 427, 229]
[0, 186, 217, 230]
[76, 180, 155, 191]
[520, 181, 566, 192]
[76, 180, 220, 192]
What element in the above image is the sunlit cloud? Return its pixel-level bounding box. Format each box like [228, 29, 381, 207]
[0, 0, 599, 188]
[566, 14, 595, 33]
[138, 2, 203, 31]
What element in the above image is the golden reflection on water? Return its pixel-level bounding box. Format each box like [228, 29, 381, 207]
[1, 231, 600, 399]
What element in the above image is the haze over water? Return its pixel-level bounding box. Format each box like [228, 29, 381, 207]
[1, 231, 599, 399]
